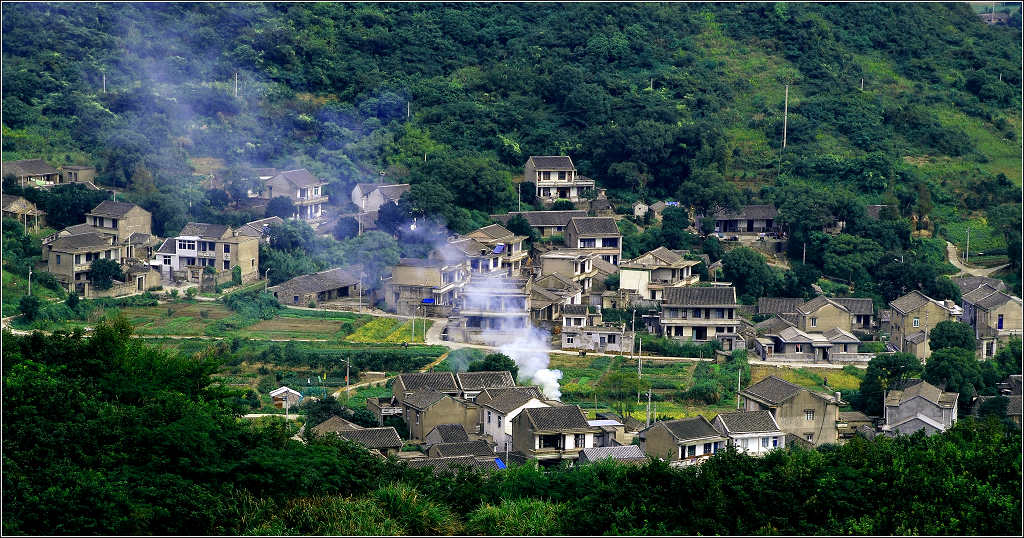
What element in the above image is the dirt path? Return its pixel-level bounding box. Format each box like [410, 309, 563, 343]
[945, 241, 1009, 277]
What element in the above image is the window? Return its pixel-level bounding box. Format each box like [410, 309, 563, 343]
[574, 434, 585, 448]
[163, 256, 171, 265]
[223, 243, 230, 253]
[415, 411, 420, 425]
[687, 445, 697, 457]
[913, 317, 920, 328]
[293, 295, 299, 304]
[580, 238, 596, 248]
[998, 314, 1004, 329]
[703, 442, 712, 454]
[223, 260, 230, 270]
[805, 409, 815, 421]
[566, 336, 574, 344]
[795, 344, 803, 352]
[810, 317, 817, 328]
[487, 411, 492, 424]
[56, 254, 61, 264]
[805, 433, 814, 442]
[497, 416, 502, 428]
[761, 437, 769, 448]
[772, 436, 779, 447]
[607, 334, 617, 344]
[693, 309, 702, 318]
[75, 254, 82, 265]
[251, 259, 255, 267]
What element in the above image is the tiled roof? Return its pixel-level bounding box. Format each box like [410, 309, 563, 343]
[179, 222, 230, 239]
[88, 200, 143, 218]
[596, 412, 645, 432]
[650, 201, 668, 212]
[885, 379, 958, 408]
[832, 297, 875, 315]
[714, 410, 780, 434]
[431, 440, 494, 457]
[654, 416, 723, 442]
[337, 427, 403, 450]
[755, 316, 795, 332]
[798, 295, 847, 315]
[1, 194, 37, 213]
[951, 276, 1006, 295]
[824, 327, 859, 343]
[396, 372, 459, 393]
[963, 284, 1002, 304]
[470, 223, 515, 240]
[839, 410, 871, 422]
[479, 389, 544, 415]
[591, 257, 619, 275]
[578, 445, 646, 464]
[663, 286, 737, 306]
[406, 455, 500, 474]
[377, 184, 411, 202]
[758, 297, 805, 315]
[427, 424, 470, 443]
[711, 204, 778, 221]
[865, 204, 890, 220]
[742, 376, 804, 405]
[621, 247, 698, 269]
[48, 232, 113, 251]
[311, 416, 364, 435]
[3, 158, 59, 176]
[562, 304, 591, 316]
[237, 216, 284, 236]
[529, 155, 575, 170]
[776, 326, 813, 343]
[270, 168, 323, 187]
[61, 223, 94, 236]
[889, 290, 931, 315]
[269, 265, 363, 296]
[569, 217, 620, 236]
[156, 238, 176, 254]
[520, 405, 592, 431]
[456, 371, 516, 391]
[402, 389, 448, 410]
[971, 287, 1020, 310]
[492, 210, 588, 227]
[904, 330, 927, 344]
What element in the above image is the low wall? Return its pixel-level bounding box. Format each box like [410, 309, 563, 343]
[828, 353, 876, 365]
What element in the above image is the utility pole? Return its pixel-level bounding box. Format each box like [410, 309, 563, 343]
[264, 268, 271, 291]
[407, 101, 411, 119]
[802, 242, 806, 265]
[234, 72, 238, 98]
[646, 387, 652, 428]
[518, 182, 522, 212]
[736, 369, 741, 410]
[102, 72, 106, 93]
[860, 78, 864, 91]
[782, 84, 789, 150]
[966, 226, 971, 264]
[28, 269, 32, 296]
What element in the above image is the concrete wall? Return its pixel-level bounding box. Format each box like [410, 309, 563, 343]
[799, 303, 852, 333]
[892, 301, 953, 359]
[885, 397, 953, 429]
[405, 397, 480, 442]
[641, 423, 680, 462]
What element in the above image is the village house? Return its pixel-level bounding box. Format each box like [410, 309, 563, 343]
[490, 209, 588, 238]
[970, 395, 1022, 427]
[262, 169, 328, 223]
[2, 193, 45, 230]
[588, 418, 628, 447]
[151, 222, 260, 286]
[83, 201, 153, 243]
[311, 416, 364, 436]
[60, 165, 97, 185]
[837, 410, 874, 441]
[405, 455, 501, 474]
[951, 275, 1006, 297]
[755, 295, 875, 332]
[638, 416, 728, 467]
[447, 237, 504, 276]
[658, 287, 742, 351]
[336, 427, 404, 457]
[511, 405, 601, 466]
[3, 158, 60, 187]
[235, 216, 285, 243]
[426, 439, 495, 458]
[882, 379, 958, 436]
[45, 233, 121, 292]
[269, 386, 302, 408]
[751, 323, 866, 364]
[384, 256, 469, 317]
[456, 371, 517, 401]
[712, 410, 786, 455]
[351, 183, 411, 212]
[423, 424, 470, 449]
[446, 274, 532, 345]
[577, 445, 647, 465]
[392, 372, 461, 407]
[463, 224, 529, 275]
[960, 284, 1023, 358]
[564, 216, 622, 265]
[478, 386, 548, 454]
[402, 389, 481, 441]
[697, 204, 779, 235]
[631, 200, 649, 219]
[538, 248, 600, 293]
[889, 290, 961, 360]
[530, 273, 583, 328]
[559, 304, 635, 354]
[524, 155, 595, 204]
[619, 247, 701, 302]
[268, 265, 364, 307]
[739, 376, 842, 446]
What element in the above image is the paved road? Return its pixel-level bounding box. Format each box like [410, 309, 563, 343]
[945, 241, 1008, 277]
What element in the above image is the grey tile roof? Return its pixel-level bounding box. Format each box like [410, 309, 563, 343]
[596, 412, 645, 432]
[402, 389, 448, 410]
[798, 295, 846, 314]
[337, 427, 403, 450]
[824, 327, 860, 343]
[396, 372, 459, 393]
[865, 204, 889, 220]
[427, 424, 470, 443]
[592, 257, 619, 276]
[88, 201, 143, 218]
[741, 376, 804, 405]
[886, 379, 958, 408]
[755, 316, 795, 332]
[520, 405, 592, 431]
[179, 222, 230, 239]
[839, 411, 871, 422]
[491, 210, 587, 227]
[431, 440, 494, 457]
[569, 217, 620, 236]
[904, 330, 927, 344]
[889, 290, 931, 315]
[237, 216, 284, 236]
[654, 416, 723, 442]
[715, 410, 780, 434]
[470, 223, 515, 240]
[456, 371, 515, 391]
[963, 284, 1002, 304]
[377, 184, 411, 202]
[663, 286, 737, 306]
[578, 445, 646, 464]
[776, 326, 813, 343]
[832, 297, 875, 315]
[975, 289, 1019, 310]
[758, 297, 805, 315]
[406, 455, 500, 474]
[48, 232, 113, 251]
[562, 304, 591, 316]
[951, 276, 1006, 295]
[3, 158, 59, 176]
[311, 416, 364, 435]
[529, 155, 575, 170]
[711, 204, 778, 221]
[269, 265, 363, 296]
[156, 238, 176, 254]
[271, 168, 323, 187]
[479, 388, 544, 415]
[60, 223, 94, 237]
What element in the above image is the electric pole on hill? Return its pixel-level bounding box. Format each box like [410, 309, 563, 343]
[234, 72, 238, 98]
[782, 84, 789, 150]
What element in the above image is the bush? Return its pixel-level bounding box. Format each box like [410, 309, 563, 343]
[185, 287, 198, 299]
[232, 265, 242, 285]
[17, 295, 42, 321]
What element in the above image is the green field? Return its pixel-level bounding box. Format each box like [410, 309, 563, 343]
[942, 218, 1008, 254]
[345, 317, 433, 343]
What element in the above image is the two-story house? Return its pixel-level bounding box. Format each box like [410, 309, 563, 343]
[2, 194, 45, 230]
[84, 201, 153, 243]
[268, 265, 364, 307]
[739, 376, 842, 446]
[960, 284, 1023, 358]
[490, 210, 588, 237]
[447, 275, 532, 345]
[752, 324, 864, 363]
[60, 165, 97, 185]
[152, 222, 260, 284]
[889, 290, 961, 360]
[384, 256, 469, 317]
[757, 295, 875, 332]
[564, 217, 621, 265]
[263, 169, 328, 223]
[456, 371, 517, 402]
[448, 237, 504, 276]
[538, 249, 600, 293]
[351, 183, 411, 212]
[402, 389, 481, 442]
[524, 156, 595, 204]
[638, 416, 728, 467]
[392, 372, 461, 407]
[619, 247, 701, 302]
[712, 410, 785, 455]
[882, 379, 958, 436]
[530, 273, 583, 327]
[560, 304, 634, 354]
[45, 232, 123, 293]
[478, 386, 548, 454]
[659, 287, 742, 351]
[511, 405, 601, 466]
[464, 224, 528, 275]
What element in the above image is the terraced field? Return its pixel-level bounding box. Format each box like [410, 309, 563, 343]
[345, 317, 433, 343]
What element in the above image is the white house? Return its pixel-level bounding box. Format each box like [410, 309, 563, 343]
[477, 386, 549, 454]
[712, 410, 785, 455]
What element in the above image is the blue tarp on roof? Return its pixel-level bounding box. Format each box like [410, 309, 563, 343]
[495, 458, 506, 469]
[493, 244, 506, 254]
[422, 298, 435, 304]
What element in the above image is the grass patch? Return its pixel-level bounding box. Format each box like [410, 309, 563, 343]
[2, 269, 62, 317]
[345, 317, 432, 343]
[941, 218, 1007, 253]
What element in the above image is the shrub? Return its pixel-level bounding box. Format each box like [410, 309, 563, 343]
[466, 498, 565, 536]
[232, 265, 242, 285]
[17, 295, 42, 321]
[185, 287, 198, 299]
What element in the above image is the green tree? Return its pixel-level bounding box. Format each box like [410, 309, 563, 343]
[468, 353, 519, 381]
[923, 347, 983, 402]
[928, 320, 976, 352]
[89, 258, 124, 290]
[17, 294, 42, 322]
[855, 352, 922, 416]
[597, 369, 645, 419]
[266, 196, 296, 219]
[722, 247, 778, 300]
[503, 214, 537, 245]
[978, 395, 1010, 419]
[552, 199, 576, 211]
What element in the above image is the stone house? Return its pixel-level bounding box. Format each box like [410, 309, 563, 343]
[538, 248, 600, 294]
[268, 265, 364, 307]
[464, 224, 529, 275]
[262, 169, 328, 223]
[392, 372, 461, 407]
[524, 155, 595, 204]
[577, 445, 647, 465]
[889, 290, 961, 360]
[511, 405, 601, 465]
[402, 389, 481, 442]
[658, 286, 742, 351]
[564, 216, 622, 265]
[751, 325, 864, 363]
[60, 165, 97, 185]
[881, 379, 958, 436]
[236, 216, 285, 243]
[383, 256, 469, 317]
[712, 410, 785, 455]
[269, 386, 302, 408]
[638, 416, 728, 467]
[335, 427, 404, 457]
[757, 295, 875, 332]
[423, 424, 470, 449]
[351, 183, 411, 212]
[530, 272, 583, 327]
[477, 386, 548, 454]
[3, 158, 60, 187]
[2, 194, 45, 230]
[489, 210, 588, 238]
[405, 455, 500, 474]
[559, 304, 634, 354]
[960, 284, 1023, 358]
[446, 275, 532, 345]
[152, 222, 260, 285]
[45, 232, 122, 293]
[426, 440, 495, 458]
[456, 371, 517, 402]
[697, 204, 779, 235]
[739, 376, 842, 446]
[619, 247, 700, 302]
[632, 201, 649, 219]
[84, 201, 153, 243]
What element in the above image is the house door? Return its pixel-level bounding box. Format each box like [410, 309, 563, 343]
[747, 219, 754, 232]
[137, 276, 144, 291]
[694, 327, 707, 340]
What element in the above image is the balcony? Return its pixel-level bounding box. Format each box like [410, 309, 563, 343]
[295, 195, 328, 205]
[197, 251, 216, 258]
[660, 318, 739, 326]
